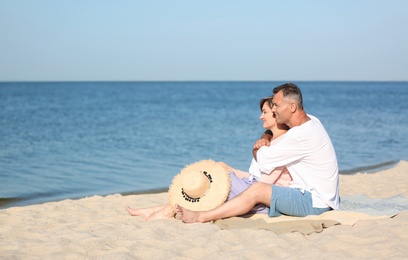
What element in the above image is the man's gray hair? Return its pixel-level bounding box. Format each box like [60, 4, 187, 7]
[273, 82, 304, 110]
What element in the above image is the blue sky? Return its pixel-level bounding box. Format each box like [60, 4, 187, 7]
[1, 1, 407, 82]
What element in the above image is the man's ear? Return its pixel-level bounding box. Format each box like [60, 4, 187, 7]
[290, 102, 297, 113]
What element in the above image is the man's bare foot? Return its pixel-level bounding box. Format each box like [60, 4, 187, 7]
[175, 204, 204, 223]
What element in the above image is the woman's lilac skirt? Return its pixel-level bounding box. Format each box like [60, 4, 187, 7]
[227, 171, 269, 214]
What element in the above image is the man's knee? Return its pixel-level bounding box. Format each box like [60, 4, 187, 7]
[247, 182, 272, 202]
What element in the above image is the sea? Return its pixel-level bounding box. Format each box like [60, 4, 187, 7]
[1, 81, 407, 209]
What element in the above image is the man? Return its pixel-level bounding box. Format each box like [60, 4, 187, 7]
[176, 83, 339, 223]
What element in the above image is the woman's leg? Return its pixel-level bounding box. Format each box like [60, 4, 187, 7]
[217, 162, 251, 179]
[176, 182, 272, 223]
[126, 203, 175, 220]
[145, 204, 175, 220]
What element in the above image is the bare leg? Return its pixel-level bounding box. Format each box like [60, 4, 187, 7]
[126, 203, 174, 220]
[216, 161, 251, 179]
[146, 204, 175, 220]
[231, 168, 252, 179]
[176, 182, 272, 223]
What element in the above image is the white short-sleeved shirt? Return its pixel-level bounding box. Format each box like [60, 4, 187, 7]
[256, 115, 340, 209]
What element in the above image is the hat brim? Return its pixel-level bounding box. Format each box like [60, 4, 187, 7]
[168, 160, 231, 211]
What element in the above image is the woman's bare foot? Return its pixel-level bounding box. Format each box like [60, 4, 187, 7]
[175, 204, 204, 223]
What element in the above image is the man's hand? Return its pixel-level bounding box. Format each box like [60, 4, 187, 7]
[254, 130, 272, 149]
[253, 138, 270, 150]
[252, 130, 273, 161]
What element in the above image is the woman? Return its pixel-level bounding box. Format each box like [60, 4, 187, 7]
[126, 96, 291, 220]
[217, 96, 291, 211]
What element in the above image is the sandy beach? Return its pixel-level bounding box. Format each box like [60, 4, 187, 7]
[1, 161, 407, 259]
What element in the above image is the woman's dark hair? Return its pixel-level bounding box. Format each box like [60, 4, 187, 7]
[259, 96, 273, 111]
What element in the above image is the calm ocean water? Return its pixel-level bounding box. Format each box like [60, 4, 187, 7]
[1, 81, 407, 208]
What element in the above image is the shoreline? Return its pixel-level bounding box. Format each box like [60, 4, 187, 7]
[338, 159, 399, 175]
[0, 159, 401, 210]
[0, 161, 407, 258]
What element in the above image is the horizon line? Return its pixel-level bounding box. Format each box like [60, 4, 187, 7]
[1, 80, 407, 83]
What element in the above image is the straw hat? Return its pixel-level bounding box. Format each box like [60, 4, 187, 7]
[168, 160, 231, 211]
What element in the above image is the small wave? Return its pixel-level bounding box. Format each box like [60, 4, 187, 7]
[121, 187, 168, 196]
[0, 197, 24, 209]
[0, 190, 80, 210]
[339, 160, 399, 175]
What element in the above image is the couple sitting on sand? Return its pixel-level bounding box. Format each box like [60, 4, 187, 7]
[126, 83, 340, 223]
